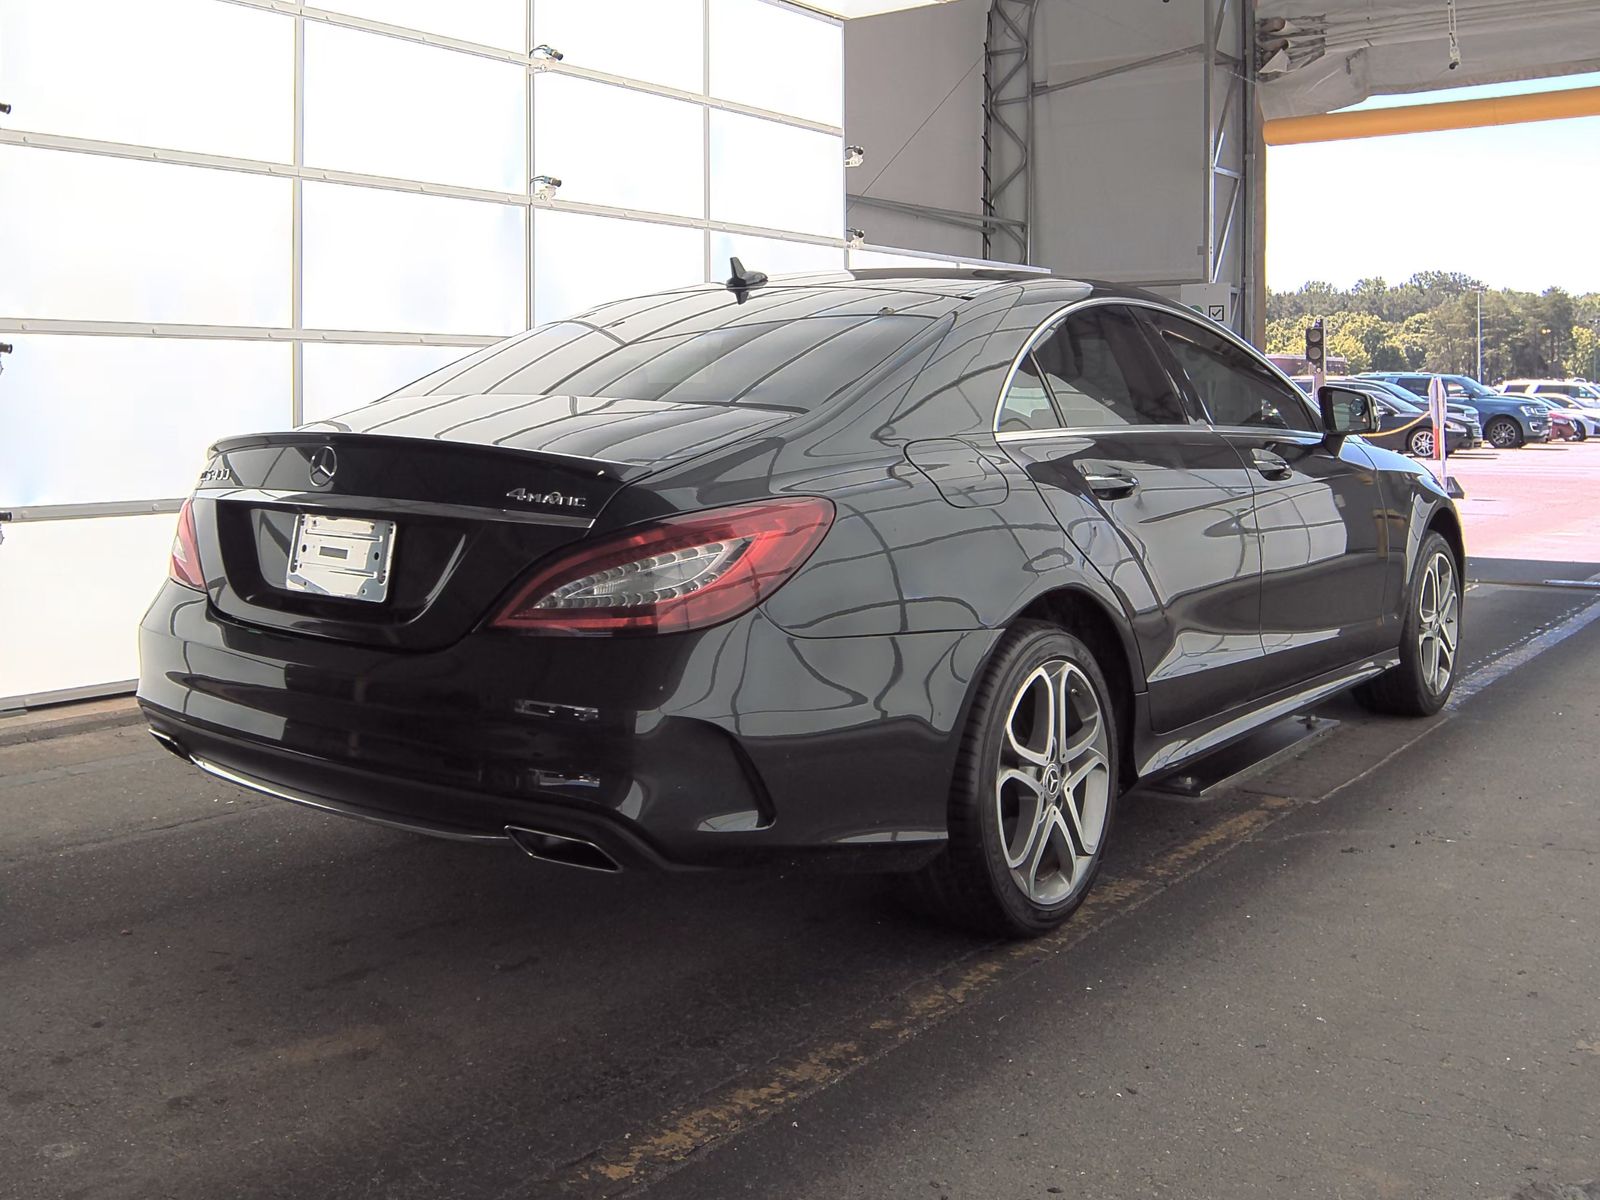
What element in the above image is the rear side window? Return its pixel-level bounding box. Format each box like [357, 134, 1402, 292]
[399, 314, 933, 414]
[999, 304, 1187, 431]
[1143, 310, 1318, 433]
[997, 353, 1061, 432]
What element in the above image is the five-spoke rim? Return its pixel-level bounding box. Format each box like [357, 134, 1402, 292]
[1417, 551, 1459, 695]
[994, 659, 1111, 906]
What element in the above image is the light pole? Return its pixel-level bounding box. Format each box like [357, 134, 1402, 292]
[1471, 285, 1485, 382]
[1541, 326, 1554, 374]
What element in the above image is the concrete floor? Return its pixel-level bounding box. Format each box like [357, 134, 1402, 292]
[4, 449, 1600, 1200]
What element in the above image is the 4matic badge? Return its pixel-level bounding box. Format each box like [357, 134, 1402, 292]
[506, 488, 587, 509]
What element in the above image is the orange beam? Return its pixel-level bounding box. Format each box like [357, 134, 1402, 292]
[1264, 85, 1600, 145]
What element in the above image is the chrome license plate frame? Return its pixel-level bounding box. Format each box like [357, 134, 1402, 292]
[285, 513, 397, 603]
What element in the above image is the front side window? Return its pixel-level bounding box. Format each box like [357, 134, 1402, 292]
[1142, 310, 1318, 433]
[998, 304, 1187, 432]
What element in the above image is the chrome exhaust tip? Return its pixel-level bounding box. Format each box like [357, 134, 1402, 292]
[149, 728, 190, 761]
[506, 826, 622, 873]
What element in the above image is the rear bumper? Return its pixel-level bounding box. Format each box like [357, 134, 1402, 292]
[138, 583, 998, 869]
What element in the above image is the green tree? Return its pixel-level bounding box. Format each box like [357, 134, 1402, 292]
[1567, 325, 1600, 381]
[1261, 277, 1600, 381]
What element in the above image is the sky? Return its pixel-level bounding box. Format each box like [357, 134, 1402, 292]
[1265, 72, 1600, 294]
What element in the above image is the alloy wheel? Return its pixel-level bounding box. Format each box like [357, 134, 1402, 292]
[994, 659, 1111, 906]
[1487, 419, 1520, 449]
[1417, 551, 1460, 696]
[1410, 429, 1435, 458]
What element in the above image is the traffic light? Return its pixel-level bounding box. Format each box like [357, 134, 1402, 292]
[1305, 320, 1325, 372]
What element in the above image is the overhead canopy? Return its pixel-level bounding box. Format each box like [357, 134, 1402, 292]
[1257, 0, 1600, 118]
[805, 0, 965, 17]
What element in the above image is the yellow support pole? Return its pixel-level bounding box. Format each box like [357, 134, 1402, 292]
[1264, 85, 1600, 146]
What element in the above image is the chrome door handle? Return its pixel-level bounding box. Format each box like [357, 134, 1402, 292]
[1250, 449, 1291, 480]
[1083, 471, 1137, 499]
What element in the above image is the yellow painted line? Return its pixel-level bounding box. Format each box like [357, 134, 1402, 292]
[555, 795, 1293, 1196]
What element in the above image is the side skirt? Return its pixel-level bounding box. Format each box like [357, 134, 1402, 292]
[1131, 652, 1401, 780]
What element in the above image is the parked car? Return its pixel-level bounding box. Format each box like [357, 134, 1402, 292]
[1521, 394, 1599, 440]
[1300, 376, 1482, 449]
[1531, 399, 1581, 441]
[1362, 372, 1549, 448]
[1324, 377, 1473, 456]
[1500, 379, 1600, 404]
[139, 270, 1464, 938]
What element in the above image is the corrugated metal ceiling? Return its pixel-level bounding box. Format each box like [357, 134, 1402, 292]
[1257, 0, 1600, 117]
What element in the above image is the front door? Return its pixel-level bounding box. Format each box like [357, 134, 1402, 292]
[995, 303, 1264, 733]
[1139, 309, 1391, 691]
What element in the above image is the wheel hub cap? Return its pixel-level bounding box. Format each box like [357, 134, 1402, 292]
[994, 659, 1111, 906]
[1417, 551, 1460, 695]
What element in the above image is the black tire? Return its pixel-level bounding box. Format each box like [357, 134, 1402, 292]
[1574, 425, 1588, 442]
[909, 620, 1121, 938]
[1408, 428, 1435, 458]
[1485, 417, 1522, 449]
[1356, 531, 1462, 717]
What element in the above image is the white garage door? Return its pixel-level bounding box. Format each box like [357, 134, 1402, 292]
[0, 0, 847, 708]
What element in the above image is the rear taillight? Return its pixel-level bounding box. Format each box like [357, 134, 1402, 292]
[168, 498, 204, 590]
[490, 497, 835, 635]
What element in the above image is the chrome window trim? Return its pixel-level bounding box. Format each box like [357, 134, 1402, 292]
[990, 295, 1320, 436]
[995, 424, 1196, 444]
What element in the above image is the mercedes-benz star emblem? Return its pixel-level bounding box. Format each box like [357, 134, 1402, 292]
[308, 446, 338, 488]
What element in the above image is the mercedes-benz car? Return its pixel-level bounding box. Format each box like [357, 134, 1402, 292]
[139, 269, 1464, 937]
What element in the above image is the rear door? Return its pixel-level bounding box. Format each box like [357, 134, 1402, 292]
[995, 302, 1264, 733]
[1139, 309, 1394, 689]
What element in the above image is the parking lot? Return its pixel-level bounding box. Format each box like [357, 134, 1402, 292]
[5, 443, 1600, 1200]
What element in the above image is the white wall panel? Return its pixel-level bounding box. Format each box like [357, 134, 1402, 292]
[0, 515, 174, 703]
[5, 0, 848, 704]
[710, 231, 846, 277]
[0, 0, 293, 161]
[533, 0, 705, 93]
[301, 183, 525, 334]
[302, 344, 471, 423]
[709, 111, 844, 237]
[711, 0, 843, 124]
[534, 75, 704, 218]
[314, 0, 525, 50]
[842, 0, 986, 258]
[0, 147, 292, 326]
[533, 213, 705, 325]
[0, 337, 291, 508]
[847, 248, 951, 269]
[304, 24, 526, 192]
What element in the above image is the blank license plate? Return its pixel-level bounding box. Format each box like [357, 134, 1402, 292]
[285, 513, 396, 603]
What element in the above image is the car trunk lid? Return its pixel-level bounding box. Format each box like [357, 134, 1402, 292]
[191, 394, 789, 649]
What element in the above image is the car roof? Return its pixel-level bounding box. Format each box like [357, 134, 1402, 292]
[563, 269, 1203, 340]
[614, 266, 1195, 306]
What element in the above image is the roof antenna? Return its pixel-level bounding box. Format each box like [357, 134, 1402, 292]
[725, 257, 768, 302]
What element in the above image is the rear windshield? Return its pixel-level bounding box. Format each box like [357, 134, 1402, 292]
[398, 314, 935, 414]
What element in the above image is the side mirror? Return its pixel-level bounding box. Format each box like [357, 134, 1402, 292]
[1318, 385, 1380, 438]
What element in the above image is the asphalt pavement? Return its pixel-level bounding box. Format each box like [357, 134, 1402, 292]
[4, 548, 1599, 1199]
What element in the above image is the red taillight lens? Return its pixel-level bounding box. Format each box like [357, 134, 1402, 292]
[168, 498, 205, 590]
[490, 497, 835, 635]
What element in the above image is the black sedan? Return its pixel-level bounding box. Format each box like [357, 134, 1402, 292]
[139, 269, 1464, 937]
